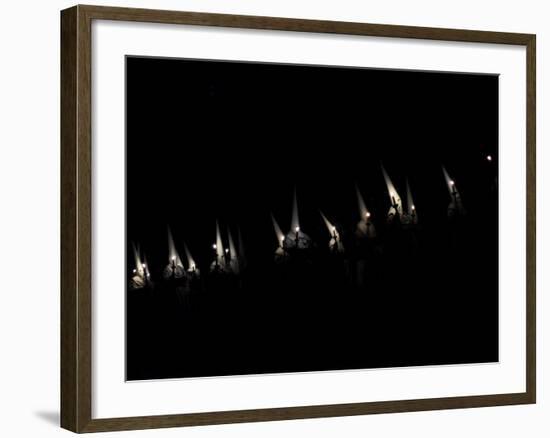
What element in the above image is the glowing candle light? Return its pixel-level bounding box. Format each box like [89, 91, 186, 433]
[212, 244, 219, 268]
[224, 248, 230, 265]
[295, 226, 300, 233]
[366, 212, 371, 218]
[450, 180, 455, 186]
[487, 155, 492, 161]
[132, 269, 136, 274]
[412, 205, 416, 211]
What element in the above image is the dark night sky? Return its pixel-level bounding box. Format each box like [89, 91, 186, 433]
[126, 56, 498, 272]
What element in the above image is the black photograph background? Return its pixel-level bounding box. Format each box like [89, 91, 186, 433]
[126, 56, 498, 381]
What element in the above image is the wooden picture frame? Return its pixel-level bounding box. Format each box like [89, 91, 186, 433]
[61, 4, 536, 433]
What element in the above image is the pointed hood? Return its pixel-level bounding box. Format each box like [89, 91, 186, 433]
[381, 163, 402, 216]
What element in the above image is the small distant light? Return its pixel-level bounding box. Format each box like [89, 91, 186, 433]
[191, 264, 195, 270]
[450, 180, 455, 186]
[212, 244, 217, 249]
[412, 205, 416, 211]
[132, 269, 136, 273]
[332, 226, 336, 232]
[366, 212, 371, 218]
[142, 264, 146, 268]
[487, 155, 492, 161]
[295, 226, 300, 233]
[171, 256, 176, 261]
[281, 236, 285, 242]
[147, 273, 150, 278]
[225, 248, 229, 253]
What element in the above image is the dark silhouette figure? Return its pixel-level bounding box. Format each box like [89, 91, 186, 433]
[171, 258, 177, 278]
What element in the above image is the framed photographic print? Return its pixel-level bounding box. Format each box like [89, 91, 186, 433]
[60, 5, 536, 433]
